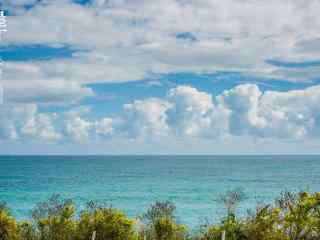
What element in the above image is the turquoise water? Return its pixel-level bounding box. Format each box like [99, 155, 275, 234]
[1, 155, 320, 227]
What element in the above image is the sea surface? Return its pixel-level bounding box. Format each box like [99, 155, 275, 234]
[1, 155, 320, 227]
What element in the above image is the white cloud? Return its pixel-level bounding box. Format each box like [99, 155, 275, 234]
[258, 85, 320, 138]
[0, 103, 61, 141]
[0, 83, 3, 105]
[219, 84, 320, 139]
[168, 85, 228, 137]
[2, 62, 94, 104]
[64, 108, 114, 142]
[64, 108, 94, 142]
[3, 0, 320, 91]
[118, 84, 320, 141]
[219, 84, 266, 135]
[95, 117, 114, 136]
[2, 83, 320, 149]
[123, 98, 172, 140]
[65, 116, 93, 142]
[21, 113, 61, 141]
[0, 117, 18, 140]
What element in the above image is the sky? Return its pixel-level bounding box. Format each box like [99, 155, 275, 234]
[1, 0, 320, 154]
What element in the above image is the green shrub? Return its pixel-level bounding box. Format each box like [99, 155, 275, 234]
[19, 221, 38, 240]
[244, 206, 284, 240]
[278, 191, 320, 240]
[76, 201, 136, 240]
[199, 189, 247, 240]
[215, 189, 247, 217]
[3, 191, 320, 240]
[141, 201, 187, 240]
[200, 214, 245, 240]
[0, 202, 20, 240]
[31, 194, 76, 240]
[153, 216, 187, 240]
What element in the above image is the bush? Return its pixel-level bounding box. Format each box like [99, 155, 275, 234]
[76, 201, 136, 240]
[141, 201, 187, 240]
[19, 221, 37, 240]
[153, 216, 187, 240]
[200, 214, 245, 240]
[3, 191, 320, 240]
[277, 191, 320, 239]
[31, 194, 76, 240]
[0, 202, 20, 240]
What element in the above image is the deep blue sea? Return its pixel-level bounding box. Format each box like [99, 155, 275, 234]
[1, 155, 320, 227]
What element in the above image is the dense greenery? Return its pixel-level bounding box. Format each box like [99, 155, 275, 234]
[2, 191, 320, 239]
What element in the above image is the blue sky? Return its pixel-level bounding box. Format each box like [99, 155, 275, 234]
[1, 0, 320, 154]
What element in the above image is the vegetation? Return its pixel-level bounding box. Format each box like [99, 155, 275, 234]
[2, 191, 320, 239]
[140, 201, 187, 240]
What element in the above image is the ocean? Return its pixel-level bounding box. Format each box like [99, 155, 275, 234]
[0, 155, 320, 227]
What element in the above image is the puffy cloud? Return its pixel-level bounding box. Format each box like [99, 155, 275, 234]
[21, 113, 61, 141]
[65, 115, 93, 142]
[0, 103, 61, 141]
[119, 84, 320, 141]
[64, 108, 114, 142]
[2, 83, 320, 145]
[80, 84, 320, 141]
[123, 98, 172, 140]
[219, 84, 320, 139]
[168, 85, 227, 137]
[258, 86, 320, 138]
[0, 106, 21, 141]
[219, 84, 266, 135]
[95, 118, 114, 136]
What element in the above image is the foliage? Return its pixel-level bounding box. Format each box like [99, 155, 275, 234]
[0, 202, 19, 240]
[30, 194, 76, 240]
[215, 189, 247, 216]
[76, 201, 136, 240]
[141, 201, 187, 240]
[1, 191, 320, 240]
[19, 222, 37, 240]
[142, 201, 176, 225]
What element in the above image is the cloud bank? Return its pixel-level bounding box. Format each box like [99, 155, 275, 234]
[1, 84, 320, 145]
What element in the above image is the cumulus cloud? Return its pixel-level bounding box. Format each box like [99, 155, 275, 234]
[65, 114, 93, 142]
[3, 83, 320, 144]
[258, 86, 320, 138]
[168, 85, 228, 137]
[123, 98, 172, 140]
[21, 113, 61, 141]
[120, 84, 320, 141]
[0, 104, 61, 141]
[219, 84, 320, 139]
[95, 118, 114, 136]
[64, 108, 114, 142]
[219, 84, 266, 135]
